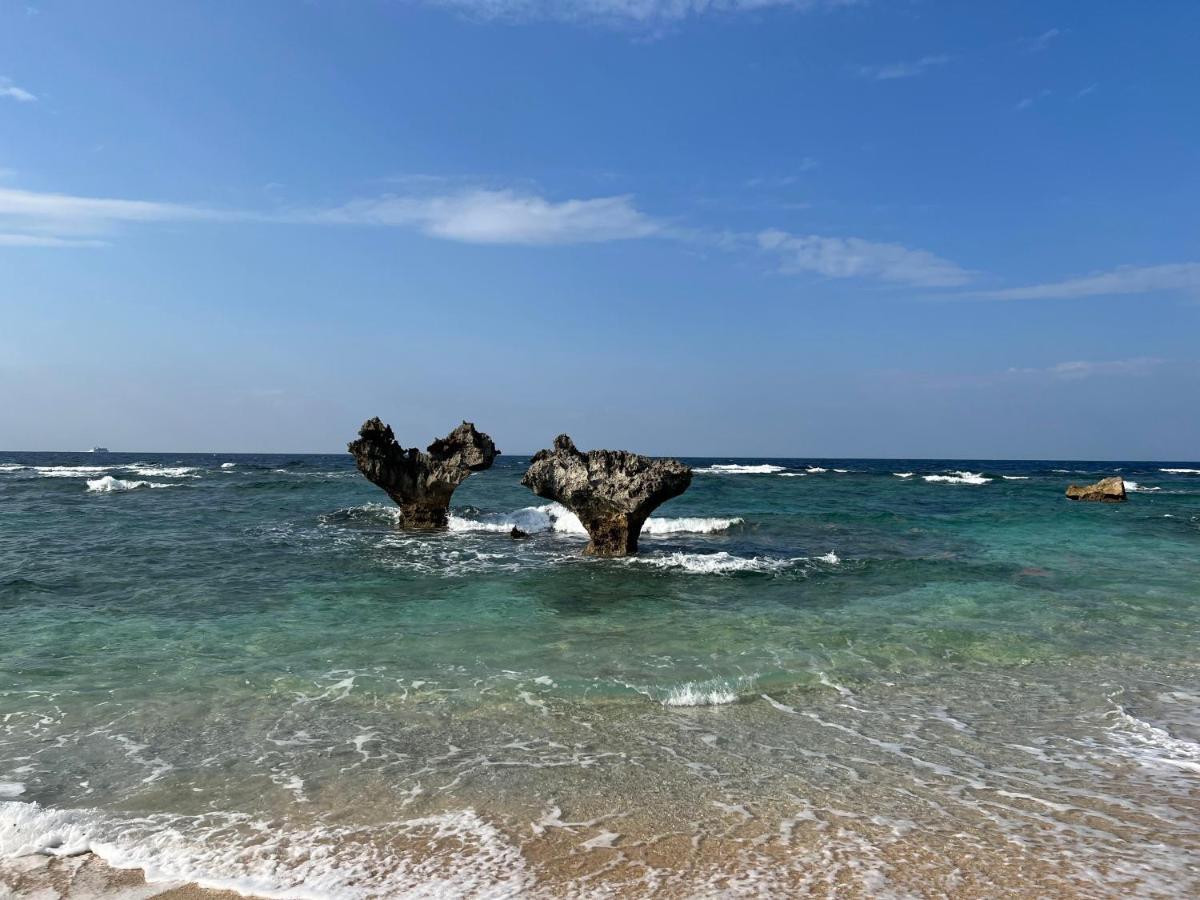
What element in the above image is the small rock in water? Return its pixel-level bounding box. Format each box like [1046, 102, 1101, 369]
[510, 526, 529, 539]
[1065, 476, 1126, 503]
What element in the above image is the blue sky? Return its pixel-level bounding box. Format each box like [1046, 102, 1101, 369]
[1, 0, 1198, 457]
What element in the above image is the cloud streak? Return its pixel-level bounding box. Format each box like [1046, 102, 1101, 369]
[0, 77, 36, 103]
[757, 228, 972, 287]
[312, 189, 662, 244]
[856, 54, 950, 81]
[1008, 357, 1165, 380]
[966, 263, 1200, 301]
[0, 183, 974, 288]
[421, 0, 854, 26]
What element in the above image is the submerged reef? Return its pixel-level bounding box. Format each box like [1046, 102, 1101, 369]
[347, 418, 498, 527]
[521, 434, 692, 557]
[1065, 476, 1126, 502]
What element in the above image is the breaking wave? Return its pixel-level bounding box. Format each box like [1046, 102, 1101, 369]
[923, 471, 991, 485]
[625, 552, 792, 575]
[448, 503, 742, 537]
[893, 472, 914, 479]
[1160, 468, 1200, 475]
[86, 476, 179, 493]
[0, 800, 530, 898]
[125, 464, 200, 478]
[1002, 476, 1029, 480]
[693, 464, 786, 475]
[1124, 481, 1161, 493]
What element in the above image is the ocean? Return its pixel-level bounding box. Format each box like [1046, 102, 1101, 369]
[1, 452, 1199, 897]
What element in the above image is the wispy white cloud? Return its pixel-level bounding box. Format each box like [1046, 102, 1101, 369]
[421, 0, 855, 27]
[0, 186, 222, 239]
[312, 189, 661, 244]
[0, 232, 106, 247]
[1023, 28, 1061, 52]
[757, 228, 971, 287]
[1075, 83, 1098, 99]
[0, 77, 36, 103]
[745, 159, 819, 188]
[1008, 357, 1165, 380]
[967, 263, 1200, 301]
[856, 54, 950, 81]
[1015, 88, 1050, 111]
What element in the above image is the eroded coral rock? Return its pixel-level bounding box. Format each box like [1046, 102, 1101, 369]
[348, 418, 498, 527]
[1065, 476, 1126, 503]
[521, 435, 692, 557]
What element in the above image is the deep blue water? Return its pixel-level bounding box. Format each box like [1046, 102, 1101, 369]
[2, 451, 1199, 897]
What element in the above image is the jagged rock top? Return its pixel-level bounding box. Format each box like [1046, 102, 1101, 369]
[523, 435, 692, 515]
[521, 435, 692, 556]
[347, 418, 498, 527]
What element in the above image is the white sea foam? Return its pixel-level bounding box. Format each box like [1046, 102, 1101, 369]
[815, 551, 840, 564]
[805, 466, 828, 474]
[1123, 481, 1161, 493]
[923, 471, 991, 485]
[1108, 708, 1200, 774]
[693, 464, 786, 475]
[1160, 468, 1200, 475]
[0, 783, 24, 798]
[0, 464, 24, 472]
[221, 462, 237, 469]
[663, 682, 740, 707]
[86, 476, 178, 493]
[125, 465, 200, 478]
[1002, 476, 1029, 480]
[448, 503, 741, 537]
[0, 801, 530, 898]
[893, 472, 914, 478]
[627, 552, 790, 575]
[33, 465, 111, 478]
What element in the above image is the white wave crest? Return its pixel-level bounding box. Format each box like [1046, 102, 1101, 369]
[628, 552, 790, 575]
[448, 503, 741, 537]
[1160, 468, 1200, 475]
[805, 466, 828, 474]
[694, 464, 785, 475]
[1002, 475, 1030, 480]
[125, 465, 200, 478]
[33, 465, 111, 478]
[893, 472, 914, 478]
[86, 476, 178, 492]
[1108, 708, 1200, 774]
[815, 551, 840, 564]
[221, 462, 237, 468]
[0, 464, 25, 472]
[0, 801, 530, 898]
[923, 471, 992, 485]
[1124, 481, 1161, 493]
[663, 682, 741, 707]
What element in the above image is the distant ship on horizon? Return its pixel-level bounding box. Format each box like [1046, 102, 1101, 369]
[87, 446, 110, 453]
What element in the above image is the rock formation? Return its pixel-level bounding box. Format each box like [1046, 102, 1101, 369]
[1065, 476, 1126, 503]
[521, 435, 692, 557]
[348, 418, 498, 527]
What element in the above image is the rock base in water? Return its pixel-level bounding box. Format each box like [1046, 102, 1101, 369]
[1066, 476, 1126, 502]
[521, 435, 692, 557]
[347, 418, 498, 527]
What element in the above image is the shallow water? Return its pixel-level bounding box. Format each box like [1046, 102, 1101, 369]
[2, 452, 1199, 897]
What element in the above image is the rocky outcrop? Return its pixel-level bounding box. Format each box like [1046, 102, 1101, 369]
[1065, 476, 1126, 503]
[348, 418, 498, 527]
[521, 435, 692, 557]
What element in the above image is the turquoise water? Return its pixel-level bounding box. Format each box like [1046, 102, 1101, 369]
[2, 453, 1199, 897]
